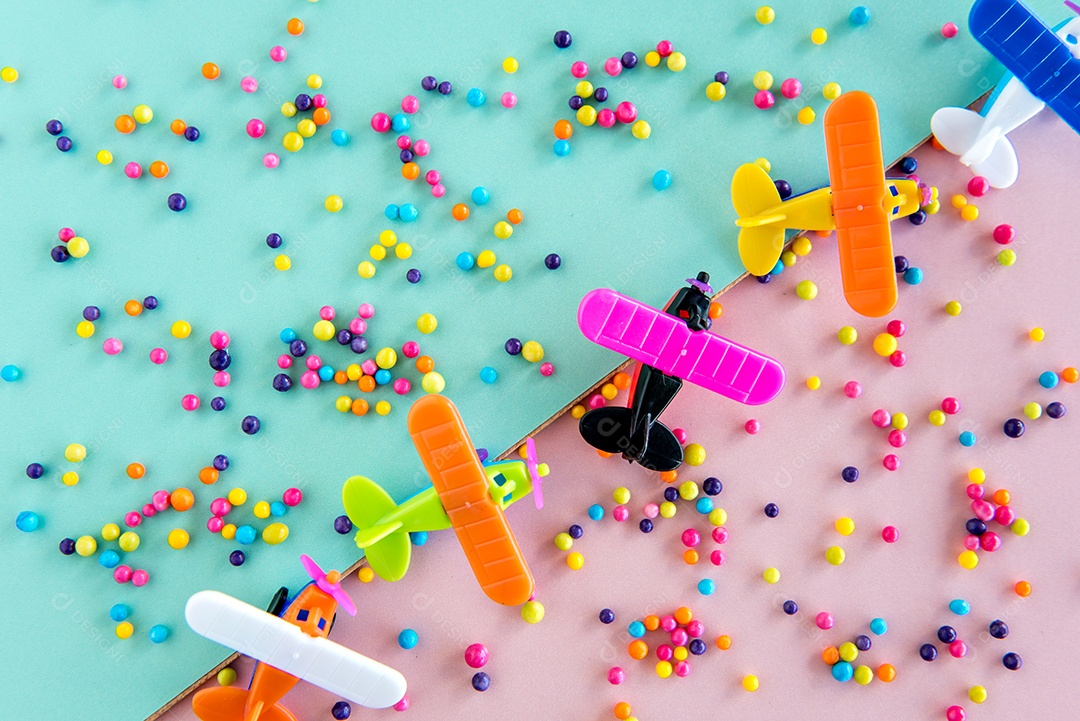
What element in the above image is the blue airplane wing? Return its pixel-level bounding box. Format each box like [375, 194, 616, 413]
[969, 0, 1080, 132]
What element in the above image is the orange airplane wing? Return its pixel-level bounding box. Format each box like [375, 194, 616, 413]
[823, 91, 898, 317]
[407, 394, 535, 606]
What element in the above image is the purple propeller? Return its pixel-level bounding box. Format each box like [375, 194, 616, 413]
[300, 554, 357, 616]
[525, 437, 544, 510]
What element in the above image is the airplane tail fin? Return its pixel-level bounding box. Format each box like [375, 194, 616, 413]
[731, 163, 788, 276]
[191, 687, 297, 721]
[342, 475, 411, 582]
[579, 407, 683, 472]
[930, 107, 1018, 188]
[579, 407, 634, 455]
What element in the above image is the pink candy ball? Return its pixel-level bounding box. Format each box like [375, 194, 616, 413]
[613, 505, 629, 522]
[871, 409, 891, 428]
[432, 183, 446, 198]
[888, 429, 907, 448]
[300, 370, 320, 389]
[312, 94, 327, 109]
[670, 627, 689, 646]
[114, 565, 133, 583]
[597, 108, 616, 127]
[210, 498, 232, 517]
[887, 319, 906, 337]
[604, 57, 622, 76]
[360, 359, 378, 376]
[967, 176, 989, 197]
[282, 487, 303, 507]
[710, 549, 726, 566]
[210, 330, 230, 349]
[413, 139, 430, 156]
[942, 22, 959, 38]
[212, 371, 231, 387]
[615, 101, 637, 124]
[371, 112, 391, 133]
[674, 660, 691, 677]
[889, 349, 907, 367]
[246, 118, 266, 138]
[263, 153, 280, 169]
[656, 40, 674, 57]
[277, 354, 293, 369]
[349, 318, 367, 335]
[660, 615, 677, 632]
[305, 355, 322, 371]
[393, 696, 409, 712]
[963, 534, 981, 551]
[780, 78, 802, 99]
[587, 394, 606, 409]
[270, 45, 287, 62]
[949, 640, 968, 658]
[607, 666, 625, 685]
[980, 531, 1002, 552]
[571, 61, 589, 78]
[124, 511, 142, 527]
[393, 378, 411, 395]
[152, 490, 171, 511]
[681, 528, 701, 547]
[124, 162, 143, 179]
[207, 516, 224, 533]
[946, 705, 966, 721]
[59, 227, 76, 242]
[401, 341, 420, 358]
[465, 643, 489, 668]
[402, 95, 419, 113]
[883, 454, 900, 471]
[711, 526, 728, 544]
[686, 619, 704, 637]
[132, 569, 149, 587]
[843, 381, 862, 398]
[112, 75, 127, 89]
[754, 90, 775, 109]
[993, 223, 1015, 244]
[240, 76, 258, 93]
[142, 503, 156, 518]
[972, 499, 994, 521]
[656, 644, 673, 661]
[966, 483, 984, 500]
[501, 92, 517, 109]
[181, 393, 200, 411]
[643, 503, 659, 518]
[397, 135, 412, 150]
[942, 397, 961, 414]
[673, 428, 688, 444]
[149, 348, 168, 364]
[358, 303, 375, 319]
[540, 362, 555, 377]
[318, 305, 335, 321]
[815, 612, 834, 630]
[425, 169, 441, 185]
[881, 525, 899, 543]
[744, 418, 761, 434]
[995, 505, 1016, 526]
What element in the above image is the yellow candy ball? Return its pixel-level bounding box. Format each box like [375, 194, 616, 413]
[838, 326, 858, 345]
[168, 528, 190, 549]
[274, 254, 291, 271]
[951, 193, 968, 208]
[65, 443, 87, 462]
[76, 321, 95, 338]
[253, 501, 271, 519]
[346, 364, 362, 381]
[892, 412, 908, 430]
[797, 107, 816, 125]
[823, 82, 842, 100]
[1012, 518, 1030, 536]
[221, 524, 237, 540]
[416, 313, 438, 334]
[928, 409, 946, 426]
[673, 646, 689, 661]
[969, 685, 988, 704]
[796, 280, 818, 300]
[678, 480, 699, 500]
[763, 567, 780, 584]
[75, 535, 97, 556]
[708, 507, 727, 526]
[395, 243, 412, 260]
[666, 52, 686, 72]
[576, 105, 597, 126]
[755, 157, 772, 172]
[570, 404, 586, 419]
[742, 674, 760, 692]
[297, 118, 317, 138]
[357, 261, 376, 278]
[313, 320, 336, 341]
[494, 221, 514, 239]
[644, 51, 661, 67]
[521, 600, 545, 623]
[477, 250, 497, 268]
[567, 551, 584, 570]
[945, 300, 963, 316]
[806, 376, 821, 390]
[958, 549, 979, 569]
[554, 532, 573, 551]
[217, 668, 237, 686]
[324, 194, 343, 213]
[835, 517, 855, 536]
[282, 131, 304, 152]
[998, 248, 1017, 266]
[1029, 327, 1045, 342]
[227, 488, 247, 505]
[792, 237, 812, 256]
[1, 67, 19, 83]
[493, 264, 513, 282]
[825, 545, 846, 565]
[375, 400, 392, 415]
[753, 71, 774, 90]
[358, 566, 375, 583]
[522, 340, 544, 363]
[281, 102, 298, 118]
[118, 531, 140, 552]
[262, 522, 289, 545]
[66, 237, 89, 258]
[755, 6, 775, 24]
[421, 371, 445, 394]
[872, 333, 898, 357]
[656, 661, 673, 678]
[96, 149, 114, 165]
[306, 73, 323, 89]
[781, 250, 797, 267]
[132, 104, 153, 124]
[659, 501, 677, 518]
[335, 395, 352, 413]
[601, 383, 618, 400]
[1024, 402, 1042, 420]
[379, 229, 397, 246]
[811, 28, 828, 44]
[969, 467, 986, 484]
[376, 347, 398, 369]
[502, 57, 519, 73]
[706, 82, 727, 101]
[631, 120, 651, 139]
[613, 486, 631, 504]
[171, 320, 192, 339]
[575, 80, 594, 99]
[62, 471, 80, 486]
[960, 204, 979, 221]
[101, 523, 121, 541]
[684, 443, 706, 466]
[926, 199, 941, 214]
[853, 665, 873, 685]
[116, 621, 134, 639]
[838, 641, 859, 663]
[369, 244, 387, 261]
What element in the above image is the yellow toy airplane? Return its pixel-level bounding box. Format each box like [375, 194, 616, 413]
[731, 91, 931, 317]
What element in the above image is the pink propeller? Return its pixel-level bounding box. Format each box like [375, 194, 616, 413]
[300, 554, 357, 616]
[525, 437, 544, 510]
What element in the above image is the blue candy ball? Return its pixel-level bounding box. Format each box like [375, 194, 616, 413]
[279, 327, 297, 343]
[384, 204, 400, 220]
[652, 169, 672, 190]
[410, 531, 428, 546]
[832, 660, 854, 681]
[1, 364, 23, 382]
[398, 628, 419, 649]
[472, 186, 490, 205]
[959, 431, 976, 447]
[99, 550, 120, 568]
[588, 504, 604, 521]
[110, 604, 130, 622]
[553, 139, 571, 156]
[697, 578, 716, 596]
[695, 498, 714, 514]
[1039, 371, 1059, 389]
[903, 267, 923, 285]
[270, 501, 287, 517]
[331, 129, 350, 146]
[399, 203, 418, 222]
[149, 624, 169, 643]
[479, 366, 498, 384]
[318, 365, 335, 382]
[15, 511, 40, 532]
[466, 88, 486, 107]
[456, 252, 475, 270]
[236, 525, 257, 545]
[391, 113, 410, 132]
[949, 599, 970, 616]
[870, 617, 888, 635]
[850, 6, 871, 25]
[628, 621, 646, 638]
[374, 369, 391, 385]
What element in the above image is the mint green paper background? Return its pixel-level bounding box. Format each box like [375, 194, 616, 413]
[0, 1, 1057, 718]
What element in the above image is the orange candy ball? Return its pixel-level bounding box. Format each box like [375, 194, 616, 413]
[333, 370, 348, 385]
[312, 107, 331, 126]
[554, 119, 573, 139]
[660, 469, 678, 483]
[170, 119, 187, 135]
[709, 301, 723, 319]
[115, 115, 136, 134]
[992, 489, 1011, 506]
[357, 375, 376, 393]
[452, 203, 470, 221]
[126, 463, 145, 480]
[201, 62, 220, 80]
[401, 162, 420, 180]
[877, 663, 896, 682]
[614, 702, 632, 720]
[597, 450, 614, 459]
[627, 640, 648, 660]
[415, 355, 434, 373]
[674, 606, 693, 625]
[1015, 580, 1032, 597]
[822, 646, 840, 664]
[1063, 367, 1078, 383]
[351, 398, 369, 416]
[643, 614, 660, 631]
[287, 18, 304, 35]
[507, 208, 523, 225]
[171, 487, 195, 511]
[149, 161, 169, 179]
[198, 467, 219, 485]
[683, 549, 699, 564]
[124, 299, 143, 316]
[612, 371, 631, 390]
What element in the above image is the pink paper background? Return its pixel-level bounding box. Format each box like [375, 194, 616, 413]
[161, 115, 1080, 720]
